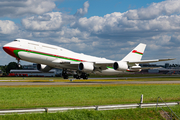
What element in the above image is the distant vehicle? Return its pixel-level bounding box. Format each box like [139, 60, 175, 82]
[8, 73, 28, 77]
[3, 39, 175, 79]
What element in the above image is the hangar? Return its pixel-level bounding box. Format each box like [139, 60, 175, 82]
[9, 69, 61, 77]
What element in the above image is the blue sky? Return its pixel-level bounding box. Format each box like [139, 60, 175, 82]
[56, 0, 163, 17]
[0, 0, 179, 65]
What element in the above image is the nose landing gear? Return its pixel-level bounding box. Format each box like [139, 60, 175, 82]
[16, 58, 21, 68]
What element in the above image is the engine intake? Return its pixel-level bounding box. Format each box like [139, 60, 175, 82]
[37, 64, 52, 72]
[113, 61, 128, 71]
[78, 62, 94, 72]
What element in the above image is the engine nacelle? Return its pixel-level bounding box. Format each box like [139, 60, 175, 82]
[113, 61, 128, 71]
[37, 64, 52, 72]
[78, 62, 94, 72]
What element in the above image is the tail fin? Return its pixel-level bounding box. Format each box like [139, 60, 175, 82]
[121, 43, 146, 61]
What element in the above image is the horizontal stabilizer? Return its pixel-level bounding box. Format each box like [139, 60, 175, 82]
[131, 67, 161, 70]
[129, 65, 161, 70]
[128, 58, 175, 64]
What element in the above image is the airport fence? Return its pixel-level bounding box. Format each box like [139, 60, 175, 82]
[156, 97, 180, 120]
[0, 102, 179, 115]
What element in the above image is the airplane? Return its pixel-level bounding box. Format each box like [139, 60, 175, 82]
[3, 39, 174, 79]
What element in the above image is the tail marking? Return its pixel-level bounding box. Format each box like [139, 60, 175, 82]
[132, 50, 143, 55]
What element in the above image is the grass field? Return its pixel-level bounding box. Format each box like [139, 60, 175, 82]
[0, 84, 179, 109]
[0, 76, 180, 119]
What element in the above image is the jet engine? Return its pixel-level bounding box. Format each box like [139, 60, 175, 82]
[37, 64, 52, 72]
[78, 62, 94, 72]
[113, 61, 128, 71]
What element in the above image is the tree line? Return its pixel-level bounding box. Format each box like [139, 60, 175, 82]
[0, 62, 22, 75]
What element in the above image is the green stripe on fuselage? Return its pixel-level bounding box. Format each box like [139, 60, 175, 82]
[107, 66, 113, 69]
[13, 50, 81, 62]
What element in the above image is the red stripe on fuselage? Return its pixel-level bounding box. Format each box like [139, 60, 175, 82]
[3, 46, 19, 59]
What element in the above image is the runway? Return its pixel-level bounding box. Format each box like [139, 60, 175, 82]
[0, 80, 180, 86]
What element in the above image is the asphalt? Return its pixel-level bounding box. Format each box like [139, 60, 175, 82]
[0, 80, 180, 86]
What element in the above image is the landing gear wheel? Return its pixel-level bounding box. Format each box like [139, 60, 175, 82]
[81, 73, 88, 80]
[62, 69, 68, 79]
[18, 64, 21, 68]
[73, 75, 81, 79]
[76, 76, 81, 79]
[16, 59, 21, 68]
[63, 75, 68, 79]
[83, 76, 88, 79]
[74, 71, 89, 80]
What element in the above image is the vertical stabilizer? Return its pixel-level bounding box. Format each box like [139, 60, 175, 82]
[121, 43, 146, 61]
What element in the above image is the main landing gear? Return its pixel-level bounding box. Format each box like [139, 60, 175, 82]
[62, 69, 88, 80]
[62, 69, 69, 79]
[73, 73, 88, 79]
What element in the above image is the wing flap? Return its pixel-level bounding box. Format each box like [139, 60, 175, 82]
[60, 62, 80, 64]
[52, 59, 80, 64]
[95, 61, 114, 66]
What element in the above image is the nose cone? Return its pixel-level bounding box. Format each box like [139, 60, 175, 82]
[3, 45, 18, 58]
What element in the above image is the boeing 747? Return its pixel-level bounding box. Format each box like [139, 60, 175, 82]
[3, 39, 174, 79]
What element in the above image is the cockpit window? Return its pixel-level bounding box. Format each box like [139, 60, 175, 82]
[14, 40, 20, 42]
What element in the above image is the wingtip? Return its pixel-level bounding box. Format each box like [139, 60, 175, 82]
[166, 58, 176, 60]
[159, 58, 176, 61]
[170, 58, 176, 60]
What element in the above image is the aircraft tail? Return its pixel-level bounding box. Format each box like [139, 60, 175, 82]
[121, 43, 146, 62]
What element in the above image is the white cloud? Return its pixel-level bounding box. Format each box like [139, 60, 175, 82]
[22, 12, 63, 31]
[55, 37, 81, 43]
[21, 1, 89, 31]
[0, 0, 56, 17]
[71, 1, 180, 39]
[126, 0, 180, 20]
[0, 20, 18, 34]
[152, 35, 171, 45]
[75, 1, 89, 17]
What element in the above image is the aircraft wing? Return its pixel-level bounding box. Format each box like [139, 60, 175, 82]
[128, 58, 175, 64]
[52, 58, 175, 71]
[52, 59, 114, 70]
[94, 58, 175, 66]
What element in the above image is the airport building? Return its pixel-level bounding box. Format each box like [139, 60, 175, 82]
[140, 63, 180, 74]
[9, 69, 58, 77]
[9, 64, 62, 77]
